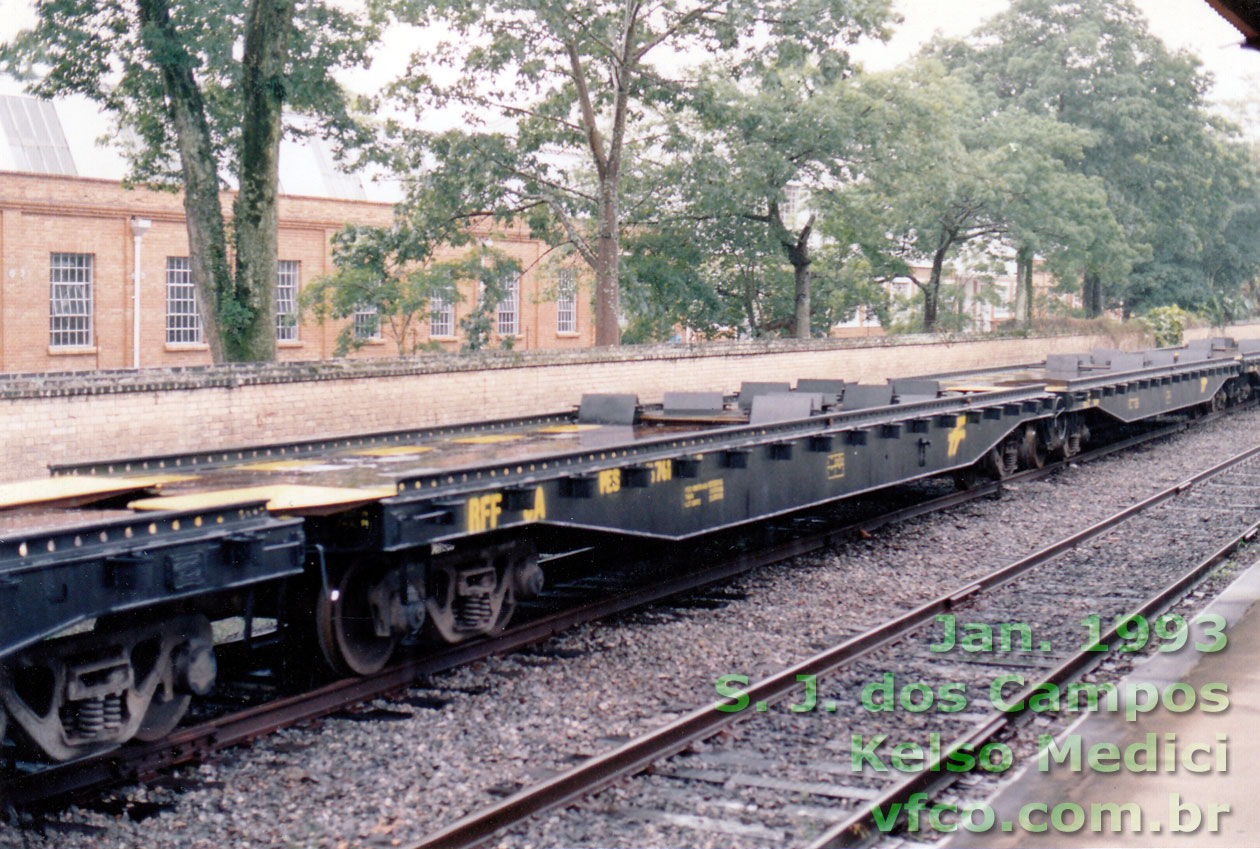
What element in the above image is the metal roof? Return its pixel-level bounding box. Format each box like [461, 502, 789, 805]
[0, 95, 76, 176]
[0, 88, 397, 203]
[1203, 0, 1260, 45]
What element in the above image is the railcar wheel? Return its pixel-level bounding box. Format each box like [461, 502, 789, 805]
[424, 559, 516, 644]
[316, 562, 401, 677]
[134, 694, 191, 742]
[1211, 388, 1227, 413]
[1018, 424, 1047, 470]
[984, 437, 1020, 479]
[0, 614, 214, 761]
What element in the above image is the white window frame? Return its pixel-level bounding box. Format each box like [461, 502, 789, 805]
[352, 305, 381, 341]
[556, 269, 577, 334]
[496, 272, 520, 337]
[165, 257, 203, 344]
[429, 296, 455, 338]
[276, 260, 300, 342]
[49, 252, 93, 348]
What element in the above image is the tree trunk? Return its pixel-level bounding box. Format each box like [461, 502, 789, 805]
[136, 0, 231, 363]
[769, 205, 814, 340]
[1014, 245, 1034, 325]
[593, 175, 621, 346]
[1083, 271, 1103, 317]
[793, 262, 811, 340]
[742, 266, 759, 337]
[924, 245, 948, 332]
[231, 0, 294, 361]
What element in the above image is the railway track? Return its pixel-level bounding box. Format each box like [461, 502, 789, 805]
[0, 413, 1215, 814]
[404, 430, 1260, 849]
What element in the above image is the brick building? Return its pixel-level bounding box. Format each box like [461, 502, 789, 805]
[0, 93, 593, 373]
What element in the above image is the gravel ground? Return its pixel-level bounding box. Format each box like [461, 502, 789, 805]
[5, 408, 1260, 849]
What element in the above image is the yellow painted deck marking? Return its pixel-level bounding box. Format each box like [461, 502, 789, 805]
[0, 474, 198, 510]
[451, 435, 523, 445]
[129, 484, 394, 515]
[942, 384, 1002, 393]
[348, 445, 437, 457]
[236, 460, 327, 471]
[537, 424, 601, 434]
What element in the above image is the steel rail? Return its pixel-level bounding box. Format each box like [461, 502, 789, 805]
[401, 429, 1260, 849]
[808, 504, 1260, 847]
[0, 413, 1224, 811]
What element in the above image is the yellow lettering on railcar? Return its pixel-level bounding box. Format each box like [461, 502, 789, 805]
[1201, 377, 1210, 393]
[947, 419, 968, 459]
[1127, 397, 1141, 411]
[650, 459, 672, 484]
[598, 469, 621, 495]
[467, 492, 503, 532]
[1165, 388, 1173, 404]
[683, 479, 725, 508]
[522, 487, 547, 521]
[826, 451, 846, 480]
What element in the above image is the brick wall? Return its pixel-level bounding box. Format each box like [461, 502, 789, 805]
[0, 171, 595, 373]
[2, 323, 1253, 483]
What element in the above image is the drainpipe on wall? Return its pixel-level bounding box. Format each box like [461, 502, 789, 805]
[129, 217, 151, 369]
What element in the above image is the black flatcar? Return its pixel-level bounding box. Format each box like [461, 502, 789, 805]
[1, 338, 1254, 761]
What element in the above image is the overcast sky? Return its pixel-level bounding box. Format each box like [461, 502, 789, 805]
[1, 0, 1256, 122]
[852, 0, 1258, 105]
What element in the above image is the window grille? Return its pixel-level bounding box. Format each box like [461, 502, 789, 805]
[496, 273, 520, 336]
[556, 269, 577, 334]
[165, 257, 202, 343]
[49, 253, 92, 348]
[353, 305, 380, 340]
[276, 260, 300, 341]
[430, 297, 454, 338]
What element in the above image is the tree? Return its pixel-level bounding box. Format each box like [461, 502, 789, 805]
[662, 59, 872, 338]
[935, 0, 1237, 317]
[380, 0, 893, 345]
[3, 0, 377, 361]
[302, 231, 520, 356]
[833, 60, 1116, 332]
[302, 225, 448, 356]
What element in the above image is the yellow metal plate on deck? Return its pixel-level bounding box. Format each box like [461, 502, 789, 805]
[536, 425, 602, 434]
[236, 460, 327, 471]
[942, 383, 1005, 393]
[128, 484, 395, 516]
[450, 435, 523, 444]
[0, 474, 198, 510]
[347, 445, 437, 457]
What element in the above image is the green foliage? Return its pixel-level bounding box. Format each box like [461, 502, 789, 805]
[1140, 305, 1191, 347]
[456, 248, 521, 352]
[1, 0, 378, 188]
[828, 58, 1120, 332]
[375, 0, 894, 344]
[301, 230, 519, 356]
[934, 0, 1259, 317]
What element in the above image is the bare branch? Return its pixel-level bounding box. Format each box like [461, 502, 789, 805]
[566, 40, 608, 179]
[550, 201, 598, 268]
